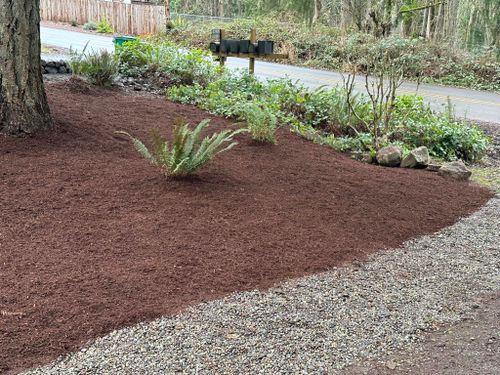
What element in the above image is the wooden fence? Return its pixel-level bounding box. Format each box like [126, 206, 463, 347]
[40, 0, 168, 35]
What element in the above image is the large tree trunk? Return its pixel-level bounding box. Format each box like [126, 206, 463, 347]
[0, 0, 52, 135]
[312, 0, 322, 24]
[164, 0, 170, 26]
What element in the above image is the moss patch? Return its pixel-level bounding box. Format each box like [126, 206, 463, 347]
[471, 167, 500, 192]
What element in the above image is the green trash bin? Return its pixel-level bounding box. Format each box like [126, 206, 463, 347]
[113, 36, 136, 47]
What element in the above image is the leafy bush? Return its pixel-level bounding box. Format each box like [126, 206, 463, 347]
[116, 119, 245, 178]
[391, 96, 489, 161]
[96, 17, 113, 34]
[238, 103, 278, 144]
[83, 21, 97, 31]
[166, 16, 189, 31]
[115, 40, 159, 77]
[115, 40, 219, 85]
[80, 50, 118, 86]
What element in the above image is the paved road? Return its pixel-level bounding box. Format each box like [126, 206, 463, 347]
[40, 26, 499, 123]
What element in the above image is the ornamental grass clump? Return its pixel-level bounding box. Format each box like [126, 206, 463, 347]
[239, 103, 278, 144]
[117, 119, 245, 178]
[80, 50, 118, 86]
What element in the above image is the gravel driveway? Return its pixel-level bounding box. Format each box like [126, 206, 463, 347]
[22, 195, 500, 375]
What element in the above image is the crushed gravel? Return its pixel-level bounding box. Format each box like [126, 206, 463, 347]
[23, 196, 500, 375]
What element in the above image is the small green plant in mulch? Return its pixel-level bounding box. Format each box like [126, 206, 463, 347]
[116, 119, 246, 178]
[238, 102, 278, 144]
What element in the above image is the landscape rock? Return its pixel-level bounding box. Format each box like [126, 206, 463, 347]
[44, 66, 59, 75]
[351, 151, 373, 164]
[438, 160, 472, 180]
[426, 163, 442, 172]
[41, 59, 72, 75]
[401, 146, 429, 168]
[361, 152, 374, 164]
[376, 146, 402, 167]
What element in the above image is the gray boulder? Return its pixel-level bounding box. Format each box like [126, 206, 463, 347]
[438, 160, 472, 181]
[426, 163, 441, 172]
[401, 146, 429, 168]
[360, 152, 374, 164]
[376, 146, 402, 167]
[45, 66, 59, 74]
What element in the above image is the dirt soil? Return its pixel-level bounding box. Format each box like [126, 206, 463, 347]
[0, 81, 493, 374]
[345, 293, 500, 375]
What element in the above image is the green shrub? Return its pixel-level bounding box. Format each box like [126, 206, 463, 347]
[166, 16, 189, 31]
[391, 96, 489, 161]
[96, 17, 113, 34]
[115, 40, 159, 77]
[80, 50, 118, 86]
[116, 119, 245, 178]
[116, 40, 219, 85]
[238, 103, 278, 144]
[83, 21, 97, 31]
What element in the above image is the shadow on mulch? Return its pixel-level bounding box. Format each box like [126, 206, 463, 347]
[0, 82, 493, 374]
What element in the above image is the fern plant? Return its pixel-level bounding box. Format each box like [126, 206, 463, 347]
[116, 119, 245, 178]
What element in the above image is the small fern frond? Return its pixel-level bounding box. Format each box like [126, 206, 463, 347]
[115, 131, 156, 164]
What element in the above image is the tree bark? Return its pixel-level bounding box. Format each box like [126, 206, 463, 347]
[0, 0, 52, 135]
[312, 0, 322, 24]
[164, 0, 170, 25]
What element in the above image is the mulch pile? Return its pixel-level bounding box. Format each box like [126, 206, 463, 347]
[0, 82, 492, 374]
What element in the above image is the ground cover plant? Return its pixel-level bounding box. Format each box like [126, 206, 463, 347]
[0, 82, 492, 374]
[116, 119, 244, 177]
[116, 39, 489, 162]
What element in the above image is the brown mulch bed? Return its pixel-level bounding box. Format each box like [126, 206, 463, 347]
[0, 82, 493, 374]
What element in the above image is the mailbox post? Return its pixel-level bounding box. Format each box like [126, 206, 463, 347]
[210, 28, 288, 74]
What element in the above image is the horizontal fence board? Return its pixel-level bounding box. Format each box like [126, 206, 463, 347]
[40, 0, 168, 35]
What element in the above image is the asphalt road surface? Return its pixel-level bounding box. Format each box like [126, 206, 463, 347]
[40, 25, 499, 123]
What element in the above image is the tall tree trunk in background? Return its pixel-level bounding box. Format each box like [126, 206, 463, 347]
[312, 0, 322, 24]
[425, 5, 432, 39]
[218, 0, 223, 17]
[0, 0, 52, 135]
[164, 0, 170, 24]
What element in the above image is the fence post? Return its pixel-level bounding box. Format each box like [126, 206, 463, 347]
[249, 28, 256, 74]
[219, 29, 226, 68]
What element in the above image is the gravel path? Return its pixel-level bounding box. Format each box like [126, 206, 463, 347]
[23, 196, 500, 375]
[346, 292, 500, 374]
